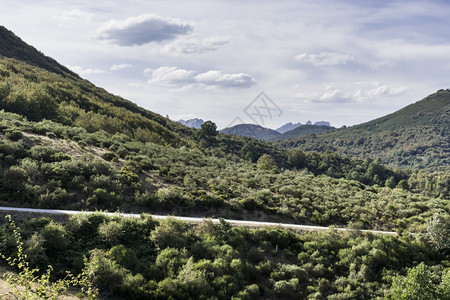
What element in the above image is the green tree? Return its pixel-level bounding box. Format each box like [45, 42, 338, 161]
[390, 263, 446, 300]
[288, 149, 307, 169]
[257, 154, 277, 171]
[196, 121, 217, 144]
[427, 213, 450, 261]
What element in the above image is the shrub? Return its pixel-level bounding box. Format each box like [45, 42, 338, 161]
[40, 221, 67, 250]
[98, 220, 124, 245]
[5, 129, 23, 141]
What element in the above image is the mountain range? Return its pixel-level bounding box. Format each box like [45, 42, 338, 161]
[177, 118, 205, 129]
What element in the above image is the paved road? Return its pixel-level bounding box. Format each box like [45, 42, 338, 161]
[0, 206, 397, 235]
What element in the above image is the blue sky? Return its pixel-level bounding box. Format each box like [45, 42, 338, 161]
[1, 0, 449, 128]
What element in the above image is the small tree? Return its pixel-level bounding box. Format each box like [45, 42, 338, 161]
[390, 263, 448, 300]
[195, 121, 217, 145]
[288, 150, 306, 169]
[257, 154, 277, 171]
[427, 213, 450, 261]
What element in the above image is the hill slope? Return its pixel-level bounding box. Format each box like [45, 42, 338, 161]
[276, 90, 450, 170]
[220, 124, 281, 141]
[0, 26, 194, 147]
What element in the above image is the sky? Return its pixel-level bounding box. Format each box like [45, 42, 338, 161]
[1, 0, 449, 129]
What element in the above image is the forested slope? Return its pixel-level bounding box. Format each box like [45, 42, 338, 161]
[276, 90, 450, 170]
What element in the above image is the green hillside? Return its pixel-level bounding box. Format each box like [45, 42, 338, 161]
[220, 124, 281, 141]
[276, 91, 450, 170]
[0, 26, 194, 147]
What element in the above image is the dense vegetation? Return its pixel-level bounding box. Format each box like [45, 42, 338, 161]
[276, 90, 450, 171]
[0, 110, 448, 233]
[0, 214, 448, 299]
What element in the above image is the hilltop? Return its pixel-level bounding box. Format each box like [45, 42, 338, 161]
[220, 124, 281, 141]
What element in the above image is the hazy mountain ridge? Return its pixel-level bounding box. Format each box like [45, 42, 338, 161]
[276, 122, 302, 133]
[276, 121, 331, 133]
[177, 118, 204, 129]
[271, 124, 335, 141]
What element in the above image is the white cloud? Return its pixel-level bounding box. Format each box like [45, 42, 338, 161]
[147, 66, 196, 86]
[295, 81, 407, 103]
[146, 67, 256, 88]
[369, 60, 396, 70]
[161, 36, 230, 55]
[195, 70, 256, 88]
[65, 65, 105, 75]
[95, 14, 192, 46]
[110, 64, 132, 71]
[53, 9, 94, 23]
[295, 52, 355, 66]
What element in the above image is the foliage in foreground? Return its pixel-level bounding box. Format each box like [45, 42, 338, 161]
[0, 214, 448, 299]
[0, 215, 98, 299]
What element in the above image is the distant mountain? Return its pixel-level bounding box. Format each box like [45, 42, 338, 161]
[177, 118, 205, 129]
[220, 124, 281, 141]
[276, 90, 450, 170]
[271, 125, 335, 141]
[314, 121, 331, 127]
[276, 122, 302, 133]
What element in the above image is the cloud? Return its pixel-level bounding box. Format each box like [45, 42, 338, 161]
[161, 36, 230, 55]
[195, 70, 256, 88]
[65, 65, 105, 75]
[146, 66, 196, 86]
[145, 66, 256, 88]
[295, 81, 407, 103]
[110, 64, 132, 71]
[53, 9, 93, 23]
[295, 52, 355, 66]
[95, 14, 192, 46]
[368, 60, 396, 70]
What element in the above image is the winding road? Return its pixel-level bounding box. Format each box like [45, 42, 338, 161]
[0, 206, 397, 235]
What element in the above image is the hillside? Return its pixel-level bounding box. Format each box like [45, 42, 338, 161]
[270, 125, 335, 141]
[0, 26, 195, 147]
[276, 91, 450, 170]
[220, 124, 281, 141]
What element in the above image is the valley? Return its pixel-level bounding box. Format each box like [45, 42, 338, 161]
[0, 25, 448, 299]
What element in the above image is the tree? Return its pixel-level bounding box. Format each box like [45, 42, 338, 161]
[257, 154, 277, 171]
[288, 149, 306, 169]
[427, 213, 450, 261]
[390, 263, 446, 300]
[241, 142, 259, 162]
[196, 121, 217, 144]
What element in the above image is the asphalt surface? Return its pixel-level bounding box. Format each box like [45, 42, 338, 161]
[0, 206, 397, 235]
